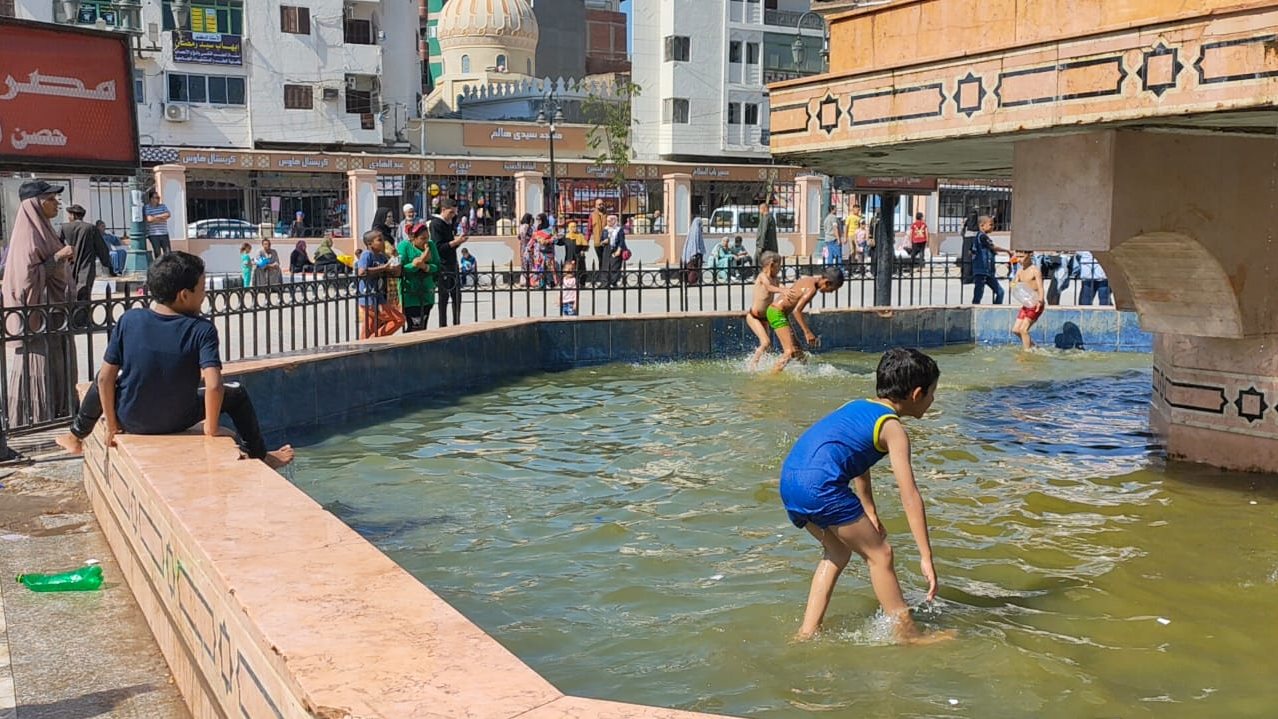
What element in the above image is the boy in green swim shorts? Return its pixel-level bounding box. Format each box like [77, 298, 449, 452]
[770, 267, 843, 373]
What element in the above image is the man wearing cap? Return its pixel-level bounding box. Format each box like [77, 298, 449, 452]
[59, 204, 117, 302]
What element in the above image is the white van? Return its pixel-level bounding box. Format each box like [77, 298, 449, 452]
[706, 205, 796, 235]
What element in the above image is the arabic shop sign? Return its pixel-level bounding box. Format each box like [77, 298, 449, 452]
[462, 122, 589, 153]
[173, 30, 243, 66]
[0, 18, 138, 169]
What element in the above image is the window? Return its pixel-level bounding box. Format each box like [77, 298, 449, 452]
[345, 77, 376, 114]
[526, 58, 532, 74]
[461, 54, 470, 73]
[728, 41, 742, 63]
[663, 35, 690, 62]
[662, 98, 689, 124]
[344, 18, 373, 44]
[727, 103, 740, 125]
[746, 42, 759, 65]
[162, 0, 243, 35]
[0, 0, 16, 16]
[280, 6, 310, 34]
[208, 75, 245, 104]
[133, 69, 145, 104]
[75, 1, 122, 25]
[284, 84, 313, 109]
[496, 54, 507, 71]
[168, 72, 245, 105]
[744, 103, 759, 125]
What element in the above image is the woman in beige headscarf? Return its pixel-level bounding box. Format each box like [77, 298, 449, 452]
[3, 182, 77, 425]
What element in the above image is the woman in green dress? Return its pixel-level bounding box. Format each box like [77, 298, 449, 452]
[397, 222, 440, 332]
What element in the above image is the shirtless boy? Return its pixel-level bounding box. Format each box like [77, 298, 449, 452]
[1012, 252, 1046, 350]
[769, 267, 844, 373]
[746, 251, 785, 370]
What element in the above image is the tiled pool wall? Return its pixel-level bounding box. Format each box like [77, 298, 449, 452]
[82, 306, 1149, 719]
[233, 306, 1145, 443]
[972, 306, 1152, 352]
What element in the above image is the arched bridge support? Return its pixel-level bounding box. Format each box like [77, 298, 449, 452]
[1012, 130, 1278, 473]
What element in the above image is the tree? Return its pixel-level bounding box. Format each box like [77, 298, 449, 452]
[583, 80, 641, 189]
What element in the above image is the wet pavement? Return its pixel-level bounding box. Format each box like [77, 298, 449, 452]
[0, 458, 188, 719]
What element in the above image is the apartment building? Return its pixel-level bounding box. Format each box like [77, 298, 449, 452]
[14, 0, 422, 150]
[631, 0, 824, 162]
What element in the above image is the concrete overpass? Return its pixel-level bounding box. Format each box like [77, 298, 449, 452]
[771, 0, 1278, 473]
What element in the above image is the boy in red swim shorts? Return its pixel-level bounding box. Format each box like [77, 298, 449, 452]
[1012, 251, 1045, 350]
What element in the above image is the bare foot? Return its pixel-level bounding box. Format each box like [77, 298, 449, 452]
[792, 626, 821, 643]
[56, 432, 84, 456]
[263, 445, 295, 469]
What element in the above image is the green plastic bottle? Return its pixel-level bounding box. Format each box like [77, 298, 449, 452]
[16, 561, 103, 592]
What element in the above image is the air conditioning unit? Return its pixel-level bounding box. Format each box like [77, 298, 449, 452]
[164, 104, 190, 122]
[322, 87, 340, 101]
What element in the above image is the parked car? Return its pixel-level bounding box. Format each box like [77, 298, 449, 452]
[187, 218, 259, 239]
[706, 204, 796, 235]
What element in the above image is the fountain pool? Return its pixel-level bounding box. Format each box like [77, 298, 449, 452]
[290, 346, 1278, 718]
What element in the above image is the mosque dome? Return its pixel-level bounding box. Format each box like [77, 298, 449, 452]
[437, 0, 540, 53]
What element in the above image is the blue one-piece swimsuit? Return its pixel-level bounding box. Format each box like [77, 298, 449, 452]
[780, 399, 899, 529]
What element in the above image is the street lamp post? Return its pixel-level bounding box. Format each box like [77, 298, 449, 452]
[790, 12, 830, 72]
[792, 12, 832, 218]
[536, 92, 565, 220]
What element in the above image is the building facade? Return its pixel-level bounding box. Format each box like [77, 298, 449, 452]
[584, 1, 629, 75]
[14, 0, 421, 151]
[531, 0, 587, 80]
[631, 0, 824, 163]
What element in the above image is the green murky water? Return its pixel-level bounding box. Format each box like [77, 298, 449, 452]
[291, 347, 1278, 718]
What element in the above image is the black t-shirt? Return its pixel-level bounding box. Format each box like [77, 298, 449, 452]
[430, 215, 458, 269]
[103, 308, 221, 434]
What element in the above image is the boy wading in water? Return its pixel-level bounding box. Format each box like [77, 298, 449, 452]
[746, 251, 785, 370]
[1011, 251, 1046, 350]
[780, 348, 953, 644]
[769, 267, 843, 373]
[57, 252, 294, 468]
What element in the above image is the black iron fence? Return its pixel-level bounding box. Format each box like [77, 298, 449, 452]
[0, 253, 1113, 457]
[0, 272, 361, 456]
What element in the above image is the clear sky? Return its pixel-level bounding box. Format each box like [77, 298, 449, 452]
[622, 0, 632, 55]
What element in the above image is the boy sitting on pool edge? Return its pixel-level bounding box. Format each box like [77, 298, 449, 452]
[769, 267, 843, 373]
[780, 347, 952, 643]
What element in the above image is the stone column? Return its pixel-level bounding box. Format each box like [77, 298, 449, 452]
[513, 171, 544, 225]
[663, 173, 691, 263]
[347, 169, 378, 246]
[152, 164, 188, 247]
[795, 174, 824, 258]
[1013, 129, 1278, 473]
[923, 190, 942, 254]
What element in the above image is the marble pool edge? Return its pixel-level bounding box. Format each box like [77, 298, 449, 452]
[81, 306, 1144, 719]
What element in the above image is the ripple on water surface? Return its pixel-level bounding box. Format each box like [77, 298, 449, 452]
[292, 346, 1278, 719]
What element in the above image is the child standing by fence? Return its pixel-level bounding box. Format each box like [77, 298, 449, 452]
[560, 258, 579, 316]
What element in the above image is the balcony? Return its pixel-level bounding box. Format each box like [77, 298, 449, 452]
[341, 43, 382, 76]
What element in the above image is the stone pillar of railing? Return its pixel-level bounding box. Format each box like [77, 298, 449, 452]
[663, 172, 691, 262]
[795, 173, 824, 258]
[152, 164, 188, 250]
[514, 171, 544, 225]
[347, 169, 378, 245]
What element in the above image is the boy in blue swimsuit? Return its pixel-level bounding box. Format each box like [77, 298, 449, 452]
[781, 348, 949, 642]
